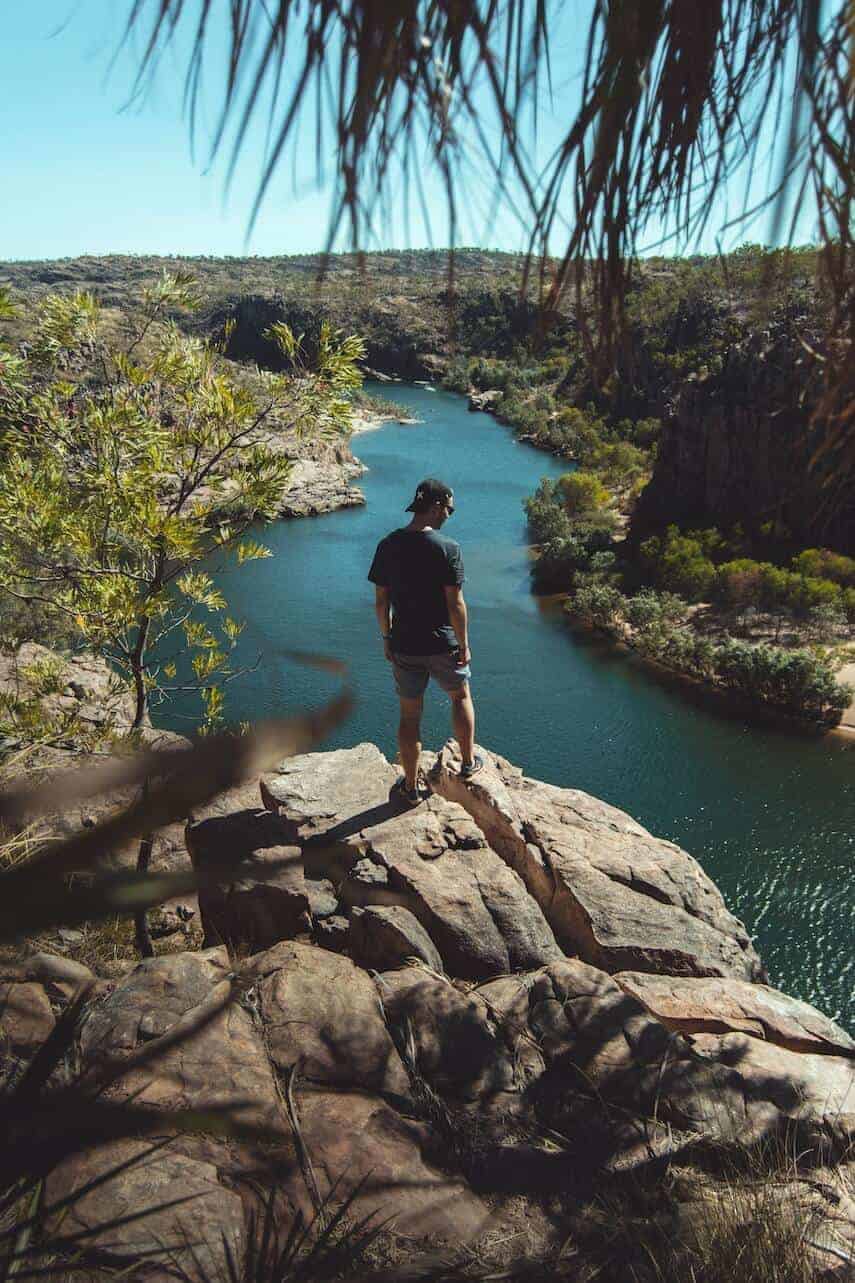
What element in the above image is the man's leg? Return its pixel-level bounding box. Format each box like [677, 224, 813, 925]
[449, 683, 476, 766]
[398, 695, 424, 790]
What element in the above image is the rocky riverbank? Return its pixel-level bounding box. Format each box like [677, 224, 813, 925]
[271, 404, 420, 519]
[3, 741, 853, 1279]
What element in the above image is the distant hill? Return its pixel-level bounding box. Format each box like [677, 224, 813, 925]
[0, 249, 557, 377]
[3, 246, 851, 553]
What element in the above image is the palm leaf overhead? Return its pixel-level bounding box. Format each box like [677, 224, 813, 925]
[120, 7, 850, 302]
[121, 0, 852, 483]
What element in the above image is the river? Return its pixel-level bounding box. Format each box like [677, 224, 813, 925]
[163, 382, 855, 1030]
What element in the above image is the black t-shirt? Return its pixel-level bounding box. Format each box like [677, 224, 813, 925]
[368, 528, 464, 654]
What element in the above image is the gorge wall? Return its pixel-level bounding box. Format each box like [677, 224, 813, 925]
[632, 319, 855, 556]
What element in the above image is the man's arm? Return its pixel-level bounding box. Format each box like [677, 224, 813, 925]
[444, 585, 470, 665]
[374, 585, 394, 662]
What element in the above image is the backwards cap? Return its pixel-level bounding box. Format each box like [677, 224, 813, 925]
[405, 478, 453, 512]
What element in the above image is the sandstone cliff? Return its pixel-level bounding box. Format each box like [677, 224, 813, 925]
[632, 316, 855, 556]
[2, 743, 853, 1279]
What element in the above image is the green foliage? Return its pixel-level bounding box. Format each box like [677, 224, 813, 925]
[558, 470, 611, 517]
[571, 580, 624, 628]
[791, 547, 855, 587]
[0, 275, 364, 736]
[525, 477, 619, 592]
[623, 588, 688, 629]
[566, 579, 851, 725]
[18, 654, 66, 696]
[346, 387, 412, 420]
[640, 526, 718, 600]
[524, 482, 575, 546]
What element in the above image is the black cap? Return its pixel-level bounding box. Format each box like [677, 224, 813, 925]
[405, 478, 453, 512]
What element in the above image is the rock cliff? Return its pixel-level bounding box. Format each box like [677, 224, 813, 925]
[3, 743, 853, 1279]
[632, 318, 855, 555]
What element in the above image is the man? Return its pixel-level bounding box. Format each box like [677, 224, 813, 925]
[368, 477, 483, 805]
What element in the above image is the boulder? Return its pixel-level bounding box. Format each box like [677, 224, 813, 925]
[306, 877, 338, 919]
[277, 457, 366, 518]
[260, 742, 399, 847]
[476, 958, 855, 1157]
[46, 1139, 245, 1282]
[294, 1087, 489, 1241]
[467, 389, 503, 413]
[350, 905, 444, 972]
[78, 950, 285, 1131]
[0, 981, 55, 1060]
[313, 913, 350, 953]
[262, 744, 563, 979]
[0, 643, 136, 735]
[54, 940, 494, 1259]
[186, 805, 308, 950]
[378, 956, 855, 1162]
[250, 940, 411, 1101]
[376, 968, 517, 1106]
[429, 743, 763, 982]
[614, 973, 855, 1058]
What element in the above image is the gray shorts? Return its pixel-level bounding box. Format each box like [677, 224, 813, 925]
[392, 651, 471, 699]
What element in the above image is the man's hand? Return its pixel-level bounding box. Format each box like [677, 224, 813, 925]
[456, 644, 471, 666]
[383, 638, 395, 663]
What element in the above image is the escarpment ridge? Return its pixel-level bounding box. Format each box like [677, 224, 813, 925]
[3, 743, 853, 1278]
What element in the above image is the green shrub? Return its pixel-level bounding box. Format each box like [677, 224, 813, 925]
[843, 587, 855, 626]
[715, 559, 767, 611]
[566, 576, 850, 724]
[631, 416, 662, 448]
[792, 547, 855, 587]
[624, 588, 688, 628]
[558, 470, 611, 517]
[570, 581, 623, 627]
[640, 526, 717, 600]
[788, 574, 843, 619]
[587, 439, 648, 487]
[19, 653, 67, 696]
[807, 600, 847, 640]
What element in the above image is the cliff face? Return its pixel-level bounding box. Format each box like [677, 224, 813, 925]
[205, 290, 444, 381]
[632, 321, 855, 555]
[4, 742, 854, 1278]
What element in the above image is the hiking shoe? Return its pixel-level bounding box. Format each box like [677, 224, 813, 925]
[460, 753, 484, 779]
[392, 776, 423, 808]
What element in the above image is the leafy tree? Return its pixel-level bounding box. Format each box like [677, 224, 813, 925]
[558, 471, 611, 518]
[0, 273, 363, 955]
[716, 559, 766, 619]
[792, 548, 855, 588]
[569, 582, 623, 629]
[639, 527, 717, 600]
[807, 601, 847, 642]
[524, 492, 573, 546]
[0, 274, 364, 737]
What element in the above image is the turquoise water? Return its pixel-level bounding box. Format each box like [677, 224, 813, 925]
[162, 384, 855, 1029]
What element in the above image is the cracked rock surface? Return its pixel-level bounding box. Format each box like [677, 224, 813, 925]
[10, 741, 853, 1278]
[429, 742, 764, 981]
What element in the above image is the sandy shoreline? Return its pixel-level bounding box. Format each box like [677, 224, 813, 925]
[348, 409, 420, 436]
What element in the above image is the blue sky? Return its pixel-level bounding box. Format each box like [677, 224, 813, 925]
[2, 2, 820, 262]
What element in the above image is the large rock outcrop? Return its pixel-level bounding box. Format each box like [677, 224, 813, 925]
[631, 320, 855, 555]
[429, 743, 763, 982]
[261, 743, 564, 979]
[8, 740, 853, 1279]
